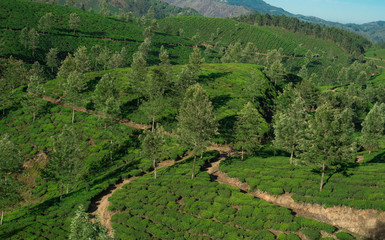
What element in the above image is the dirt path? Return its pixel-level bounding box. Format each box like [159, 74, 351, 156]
[89, 177, 137, 232]
[205, 149, 385, 240]
[365, 56, 385, 62]
[42, 95, 175, 136]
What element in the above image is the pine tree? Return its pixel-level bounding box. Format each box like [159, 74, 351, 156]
[0, 77, 13, 116]
[19, 27, 28, 49]
[138, 38, 152, 60]
[4, 56, 27, 89]
[93, 74, 120, 162]
[73, 46, 90, 73]
[175, 47, 204, 94]
[235, 102, 268, 160]
[176, 84, 218, 179]
[99, 0, 109, 16]
[97, 46, 111, 70]
[140, 126, 165, 179]
[49, 125, 84, 199]
[38, 12, 54, 34]
[0, 135, 22, 225]
[300, 103, 357, 191]
[62, 71, 86, 124]
[22, 74, 45, 122]
[28, 28, 39, 56]
[69, 13, 80, 34]
[146, 6, 155, 19]
[273, 96, 308, 164]
[264, 60, 285, 86]
[141, 68, 167, 131]
[130, 51, 147, 104]
[360, 103, 385, 154]
[243, 73, 267, 103]
[69, 205, 109, 240]
[29, 61, 44, 80]
[57, 54, 76, 79]
[46, 48, 59, 73]
[107, 51, 125, 69]
[241, 42, 257, 63]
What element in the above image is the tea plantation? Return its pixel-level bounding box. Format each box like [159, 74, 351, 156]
[109, 151, 342, 240]
[219, 150, 385, 211]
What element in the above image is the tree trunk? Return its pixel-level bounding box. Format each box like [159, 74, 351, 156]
[320, 160, 325, 191]
[1, 206, 3, 225]
[153, 158, 157, 179]
[66, 183, 69, 194]
[33, 112, 36, 122]
[241, 146, 244, 161]
[72, 103, 75, 124]
[191, 155, 197, 179]
[200, 152, 203, 159]
[152, 116, 155, 132]
[290, 144, 295, 165]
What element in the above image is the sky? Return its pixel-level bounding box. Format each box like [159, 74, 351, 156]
[264, 0, 385, 24]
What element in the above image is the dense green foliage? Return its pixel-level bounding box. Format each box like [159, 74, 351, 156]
[0, 0, 384, 239]
[0, 0, 195, 66]
[220, 150, 385, 210]
[48, 0, 201, 18]
[235, 13, 372, 55]
[109, 151, 337, 239]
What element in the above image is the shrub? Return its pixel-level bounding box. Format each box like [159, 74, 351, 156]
[301, 228, 321, 240]
[277, 233, 287, 240]
[336, 231, 356, 240]
[287, 233, 301, 240]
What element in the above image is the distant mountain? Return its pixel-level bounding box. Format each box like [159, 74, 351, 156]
[33, 0, 200, 18]
[218, 0, 292, 16]
[163, 0, 385, 42]
[161, 0, 252, 18]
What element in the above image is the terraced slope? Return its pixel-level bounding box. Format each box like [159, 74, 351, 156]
[0, 0, 195, 65]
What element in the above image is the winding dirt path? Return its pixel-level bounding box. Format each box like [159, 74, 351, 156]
[205, 150, 385, 240]
[42, 95, 174, 136]
[89, 177, 137, 232]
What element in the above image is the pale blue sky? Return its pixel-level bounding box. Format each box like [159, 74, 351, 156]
[264, 0, 385, 24]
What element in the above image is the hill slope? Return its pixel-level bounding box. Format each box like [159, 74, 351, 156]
[162, 0, 252, 18]
[33, 0, 200, 18]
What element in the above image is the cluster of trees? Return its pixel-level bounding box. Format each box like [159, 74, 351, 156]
[235, 13, 371, 55]
[19, 12, 82, 57]
[272, 80, 385, 191]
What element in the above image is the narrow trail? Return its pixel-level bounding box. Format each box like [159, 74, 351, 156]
[205, 149, 385, 240]
[42, 95, 174, 136]
[89, 177, 137, 232]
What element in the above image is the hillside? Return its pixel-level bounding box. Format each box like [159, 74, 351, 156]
[0, 0, 198, 66]
[222, 0, 292, 16]
[33, 0, 201, 18]
[1, 0, 385, 239]
[161, 0, 252, 18]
